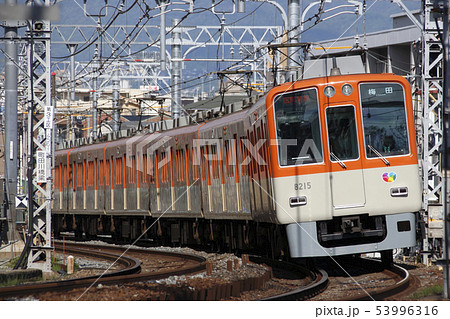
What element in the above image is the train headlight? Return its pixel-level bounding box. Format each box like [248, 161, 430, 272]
[324, 85, 335, 98]
[341, 84, 353, 96]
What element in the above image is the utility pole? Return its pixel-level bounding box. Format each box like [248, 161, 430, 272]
[287, 0, 300, 81]
[156, 0, 170, 71]
[67, 44, 77, 102]
[2, 0, 19, 245]
[91, 46, 99, 139]
[51, 71, 58, 145]
[67, 43, 77, 141]
[171, 18, 182, 119]
[112, 49, 121, 132]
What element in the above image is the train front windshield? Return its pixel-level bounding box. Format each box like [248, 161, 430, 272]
[360, 83, 409, 158]
[273, 88, 323, 166]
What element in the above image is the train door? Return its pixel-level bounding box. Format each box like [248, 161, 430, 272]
[325, 105, 366, 209]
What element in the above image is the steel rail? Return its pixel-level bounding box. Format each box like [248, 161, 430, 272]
[251, 256, 329, 301]
[0, 242, 206, 299]
[344, 259, 412, 301]
[56, 241, 207, 271]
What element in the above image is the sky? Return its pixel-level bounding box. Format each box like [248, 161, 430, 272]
[1, 0, 422, 93]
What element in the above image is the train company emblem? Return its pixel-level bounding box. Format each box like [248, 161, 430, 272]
[382, 172, 397, 183]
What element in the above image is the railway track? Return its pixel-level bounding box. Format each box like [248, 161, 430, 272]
[1, 240, 325, 300]
[1, 241, 415, 301]
[251, 257, 328, 301]
[66, 243, 327, 301]
[345, 259, 415, 301]
[311, 256, 415, 301]
[0, 241, 206, 300]
[57, 241, 206, 277]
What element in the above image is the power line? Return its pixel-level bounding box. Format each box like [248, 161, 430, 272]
[55, 1, 328, 94]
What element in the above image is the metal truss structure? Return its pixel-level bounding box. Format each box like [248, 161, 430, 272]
[422, 0, 443, 208]
[24, 0, 53, 272]
[50, 24, 283, 94]
[393, 0, 446, 259]
[416, 0, 447, 262]
[51, 24, 282, 53]
[52, 59, 171, 95]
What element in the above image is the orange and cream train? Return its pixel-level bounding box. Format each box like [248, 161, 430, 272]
[53, 72, 422, 260]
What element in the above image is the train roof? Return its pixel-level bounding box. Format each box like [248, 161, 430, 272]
[184, 94, 249, 111]
[58, 92, 265, 151]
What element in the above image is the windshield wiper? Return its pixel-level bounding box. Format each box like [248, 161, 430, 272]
[330, 152, 347, 169]
[368, 145, 390, 166]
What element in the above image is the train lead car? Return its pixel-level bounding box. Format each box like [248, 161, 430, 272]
[54, 66, 421, 262]
[267, 74, 421, 259]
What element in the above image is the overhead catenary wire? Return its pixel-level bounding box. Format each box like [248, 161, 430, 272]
[54, 0, 141, 59]
[53, 0, 373, 125]
[57, 0, 329, 98]
[54, 1, 208, 89]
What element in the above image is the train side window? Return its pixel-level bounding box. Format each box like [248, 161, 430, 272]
[239, 137, 248, 176]
[326, 105, 359, 161]
[218, 142, 225, 184]
[73, 162, 76, 190]
[141, 154, 145, 184]
[272, 88, 323, 166]
[63, 164, 67, 189]
[233, 135, 240, 181]
[128, 155, 136, 184]
[110, 157, 114, 186]
[249, 131, 256, 176]
[99, 160, 104, 186]
[88, 161, 94, 187]
[185, 145, 190, 185]
[55, 165, 59, 189]
[70, 163, 75, 190]
[170, 149, 174, 186]
[77, 163, 83, 188]
[136, 155, 140, 185]
[123, 155, 127, 186]
[205, 145, 211, 185]
[161, 152, 168, 183]
[211, 145, 219, 180]
[116, 157, 123, 185]
[262, 123, 270, 176]
[54, 165, 60, 189]
[257, 126, 265, 173]
[200, 146, 207, 181]
[192, 147, 200, 181]
[360, 83, 409, 157]
[94, 159, 98, 190]
[175, 149, 179, 181]
[154, 152, 160, 187]
[262, 124, 272, 177]
[225, 140, 234, 178]
[181, 149, 186, 182]
[61, 164, 64, 189]
[83, 160, 87, 189]
[176, 149, 185, 182]
[105, 160, 110, 186]
[143, 154, 151, 184]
